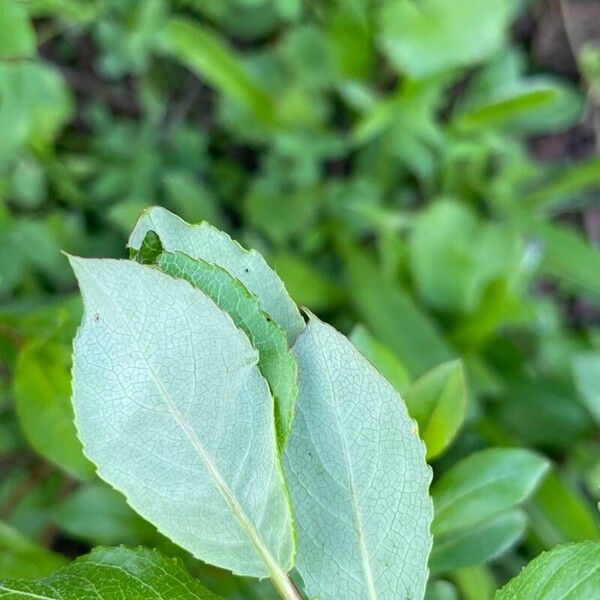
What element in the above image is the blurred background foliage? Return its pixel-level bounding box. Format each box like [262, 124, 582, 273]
[0, 0, 599, 598]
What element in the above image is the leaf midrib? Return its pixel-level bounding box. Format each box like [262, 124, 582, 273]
[312, 330, 378, 600]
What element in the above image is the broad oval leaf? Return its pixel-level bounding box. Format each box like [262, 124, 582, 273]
[432, 448, 549, 537]
[0, 546, 221, 599]
[128, 207, 304, 344]
[495, 541, 600, 600]
[69, 257, 294, 578]
[284, 314, 433, 600]
[154, 250, 298, 447]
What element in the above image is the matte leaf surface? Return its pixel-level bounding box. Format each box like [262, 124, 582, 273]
[405, 360, 466, 459]
[432, 448, 549, 537]
[155, 250, 298, 446]
[69, 258, 294, 578]
[128, 207, 305, 343]
[430, 510, 527, 575]
[13, 340, 93, 479]
[0, 546, 221, 599]
[495, 541, 600, 600]
[284, 314, 433, 600]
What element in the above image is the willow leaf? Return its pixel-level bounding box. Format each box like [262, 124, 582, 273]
[69, 257, 294, 579]
[0, 546, 221, 599]
[128, 207, 304, 343]
[155, 249, 298, 446]
[284, 314, 433, 600]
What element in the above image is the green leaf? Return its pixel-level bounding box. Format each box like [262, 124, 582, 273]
[0, 521, 66, 579]
[495, 541, 600, 600]
[349, 324, 411, 395]
[284, 314, 433, 600]
[0, 62, 72, 164]
[409, 200, 522, 315]
[456, 88, 559, 128]
[55, 482, 156, 546]
[163, 17, 275, 125]
[572, 352, 600, 426]
[270, 253, 344, 312]
[378, 0, 511, 78]
[128, 207, 305, 344]
[13, 340, 94, 479]
[405, 360, 467, 459]
[527, 473, 600, 550]
[430, 509, 527, 575]
[0, 2, 36, 58]
[69, 257, 295, 579]
[432, 448, 549, 537]
[524, 156, 600, 211]
[342, 245, 454, 377]
[523, 219, 600, 299]
[0, 546, 222, 598]
[154, 249, 298, 446]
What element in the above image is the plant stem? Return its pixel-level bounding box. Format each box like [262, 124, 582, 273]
[269, 566, 303, 600]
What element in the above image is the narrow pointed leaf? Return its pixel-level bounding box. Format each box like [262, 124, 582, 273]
[128, 207, 305, 343]
[155, 249, 298, 446]
[495, 541, 600, 600]
[284, 314, 433, 600]
[69, 257, 294, 578]
[0, 546, 222, 599]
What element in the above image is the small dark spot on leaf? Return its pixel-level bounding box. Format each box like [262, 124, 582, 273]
[93, 313, 100, 322]
[244, 268, 249, 273]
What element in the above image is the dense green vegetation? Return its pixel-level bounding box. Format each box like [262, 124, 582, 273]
[0, 1, 599, 598]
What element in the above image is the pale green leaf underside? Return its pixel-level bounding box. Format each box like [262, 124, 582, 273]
[155, 250, 298, 447]
[284, 314, 433, 600]
[128, 207, 304, 344]
[0, 546, 221, 599]
[495, 541, 600, 600]
[69, 257, 294, 578]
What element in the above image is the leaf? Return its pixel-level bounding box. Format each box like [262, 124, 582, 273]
[154, 248, 298, 447]
[0, 546, 222, 599]
[524, 156, 600, 211]
[456, 88, 558, 128]
[284, 314, 433, 600]
[378, 0, 511, 78]
[55, 483, 156, 546]
[163, 17, 275, 125]
[13, 340, 94, 479]
[69, 257, 295, 579]
[432, 448, 549, 537]
[405, 360, 467, 459]
[572, 352, 600, 426]
[527, 473, 600, 550]
[0, 2, 36, 58]
[342, 245, 454, 377]
[0, 62, 72, 164]
[430, 509, 527, 575]
[128, 206, 305, 344]
[495, 541, 600, 600]
[270, 253, 344, 311]
[349, 324, 411, 395]
[0, 521, 66, 579]
[409, 200, 522, 315]
[523, 219, 600, 299]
